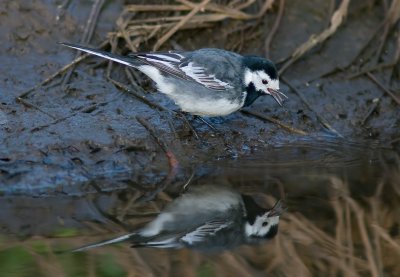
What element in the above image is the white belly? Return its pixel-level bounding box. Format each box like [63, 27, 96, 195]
[173, 95, 242, 116]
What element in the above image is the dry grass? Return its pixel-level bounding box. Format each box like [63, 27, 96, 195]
[111, 0, 275, 52]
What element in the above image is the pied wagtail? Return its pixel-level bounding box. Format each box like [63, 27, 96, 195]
[73, 185, 284, 252]
[60, 43, 286, 117]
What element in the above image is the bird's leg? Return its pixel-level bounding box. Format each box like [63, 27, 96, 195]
[194, 116, 219, 132]
[175, 111, 200, 139]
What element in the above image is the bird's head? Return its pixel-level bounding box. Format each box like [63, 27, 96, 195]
[243, 56, 286, 106]
[244, 199, 284, 240]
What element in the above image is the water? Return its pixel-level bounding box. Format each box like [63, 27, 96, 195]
[0, 141, 399, 276]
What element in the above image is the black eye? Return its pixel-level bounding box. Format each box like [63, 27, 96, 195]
[262, 79, 268, 84]
[262, 222, 268, 227]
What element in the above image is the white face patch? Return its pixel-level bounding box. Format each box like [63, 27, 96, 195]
[244, 213, 280, 238]
[244, 69, 279, 94]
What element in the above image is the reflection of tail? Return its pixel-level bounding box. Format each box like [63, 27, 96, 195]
[72, 233, 136, 252]
[59, 42, 141, 68]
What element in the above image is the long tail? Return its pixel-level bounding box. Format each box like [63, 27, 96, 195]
[59, 42, 140, 67]
[71, 233, 135, 252]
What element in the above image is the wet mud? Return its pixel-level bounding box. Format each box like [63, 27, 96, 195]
[1, 0, 399, 194]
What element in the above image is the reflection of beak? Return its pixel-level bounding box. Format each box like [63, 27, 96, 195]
[268, 199, 286, 217]
[267, 88, 288, 106]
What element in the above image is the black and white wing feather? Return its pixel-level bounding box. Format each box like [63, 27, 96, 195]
[132, 52, 233, 90]
[180, 220, 233, 246]
[60, 43, 238, 91]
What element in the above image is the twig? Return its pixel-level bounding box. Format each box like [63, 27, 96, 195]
[350, 0, 399, 68]
[360, 98, 380, 126]
[346, 198, 380, 277]
[278, 0, 350, 75]
[265, 0, 285, 59]
[56, 0, 72, 21]
[349, 20, 387, 67]
[177, 113, 200, 140]
[241, 109, 308, 135]
[17, 54, 88, 99]
[366, 72, 400, 105]
[371, 224, 400, 254]
[281, 76, 343, 137]
[327, 0, 336, 26]
[306, 66, 345, 83]
[390, 29, 400, 81]
[182, 170, 195, 191]
[61, 0, 105, 88]
[176, 0, 273, 19]
[119, 1, 274, 56]
[347, 62, 396, 79]
[135, 117, 179, 203]
[16, 98, 57, 119]
[106, 36, 118, 79]
[107, 78, 169, 112]
[374, 20, 390, 64]
[153, 0, 211, 51]
[16, 40, 109, 100]
[30, 101, 110, 133]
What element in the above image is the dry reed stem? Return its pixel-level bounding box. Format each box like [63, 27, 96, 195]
[371, 224, 400, 254]
[117, 0, 275, 54]
[279, 0, 350, 75]
[153, 0, 211, 51]
[370, 182, 385, 276]
[265, 0, 285, 58]
[345, 201, 356, 272]
[366, 72, 400, 105]
[330, 178, 359, 277]
[332, 193, 345, 276]
[282, 76, 343, 137]
[241, 109, 308, 135]
[346, 197, 380, 277]
[26, 246, 66, 277]
[61, 0, 105, 89]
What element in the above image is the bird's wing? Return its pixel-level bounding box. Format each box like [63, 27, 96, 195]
[60, 43, 239, 91]
[179, 220, 233, 246]
[131, 50, 235, 91]
[129, 220, 233, 248]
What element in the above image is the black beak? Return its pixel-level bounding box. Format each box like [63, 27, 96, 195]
[267, 88, 288, 106]
[268, 199, 286, 217]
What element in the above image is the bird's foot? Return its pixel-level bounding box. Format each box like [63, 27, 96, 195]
[175, 111, 200, 139]
[194, 116, 219, 132]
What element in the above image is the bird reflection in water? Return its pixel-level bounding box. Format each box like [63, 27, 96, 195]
[74, 185, 284, 252]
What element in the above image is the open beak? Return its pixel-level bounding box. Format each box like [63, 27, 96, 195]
[268, 199, 286, 217]
[267, 88, 288, 106]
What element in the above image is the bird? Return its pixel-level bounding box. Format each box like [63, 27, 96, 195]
[60, 42, 286, 117]
[72, 185, 284, 252]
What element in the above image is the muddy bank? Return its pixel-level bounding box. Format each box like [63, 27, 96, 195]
[0, 0, 399, 194]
